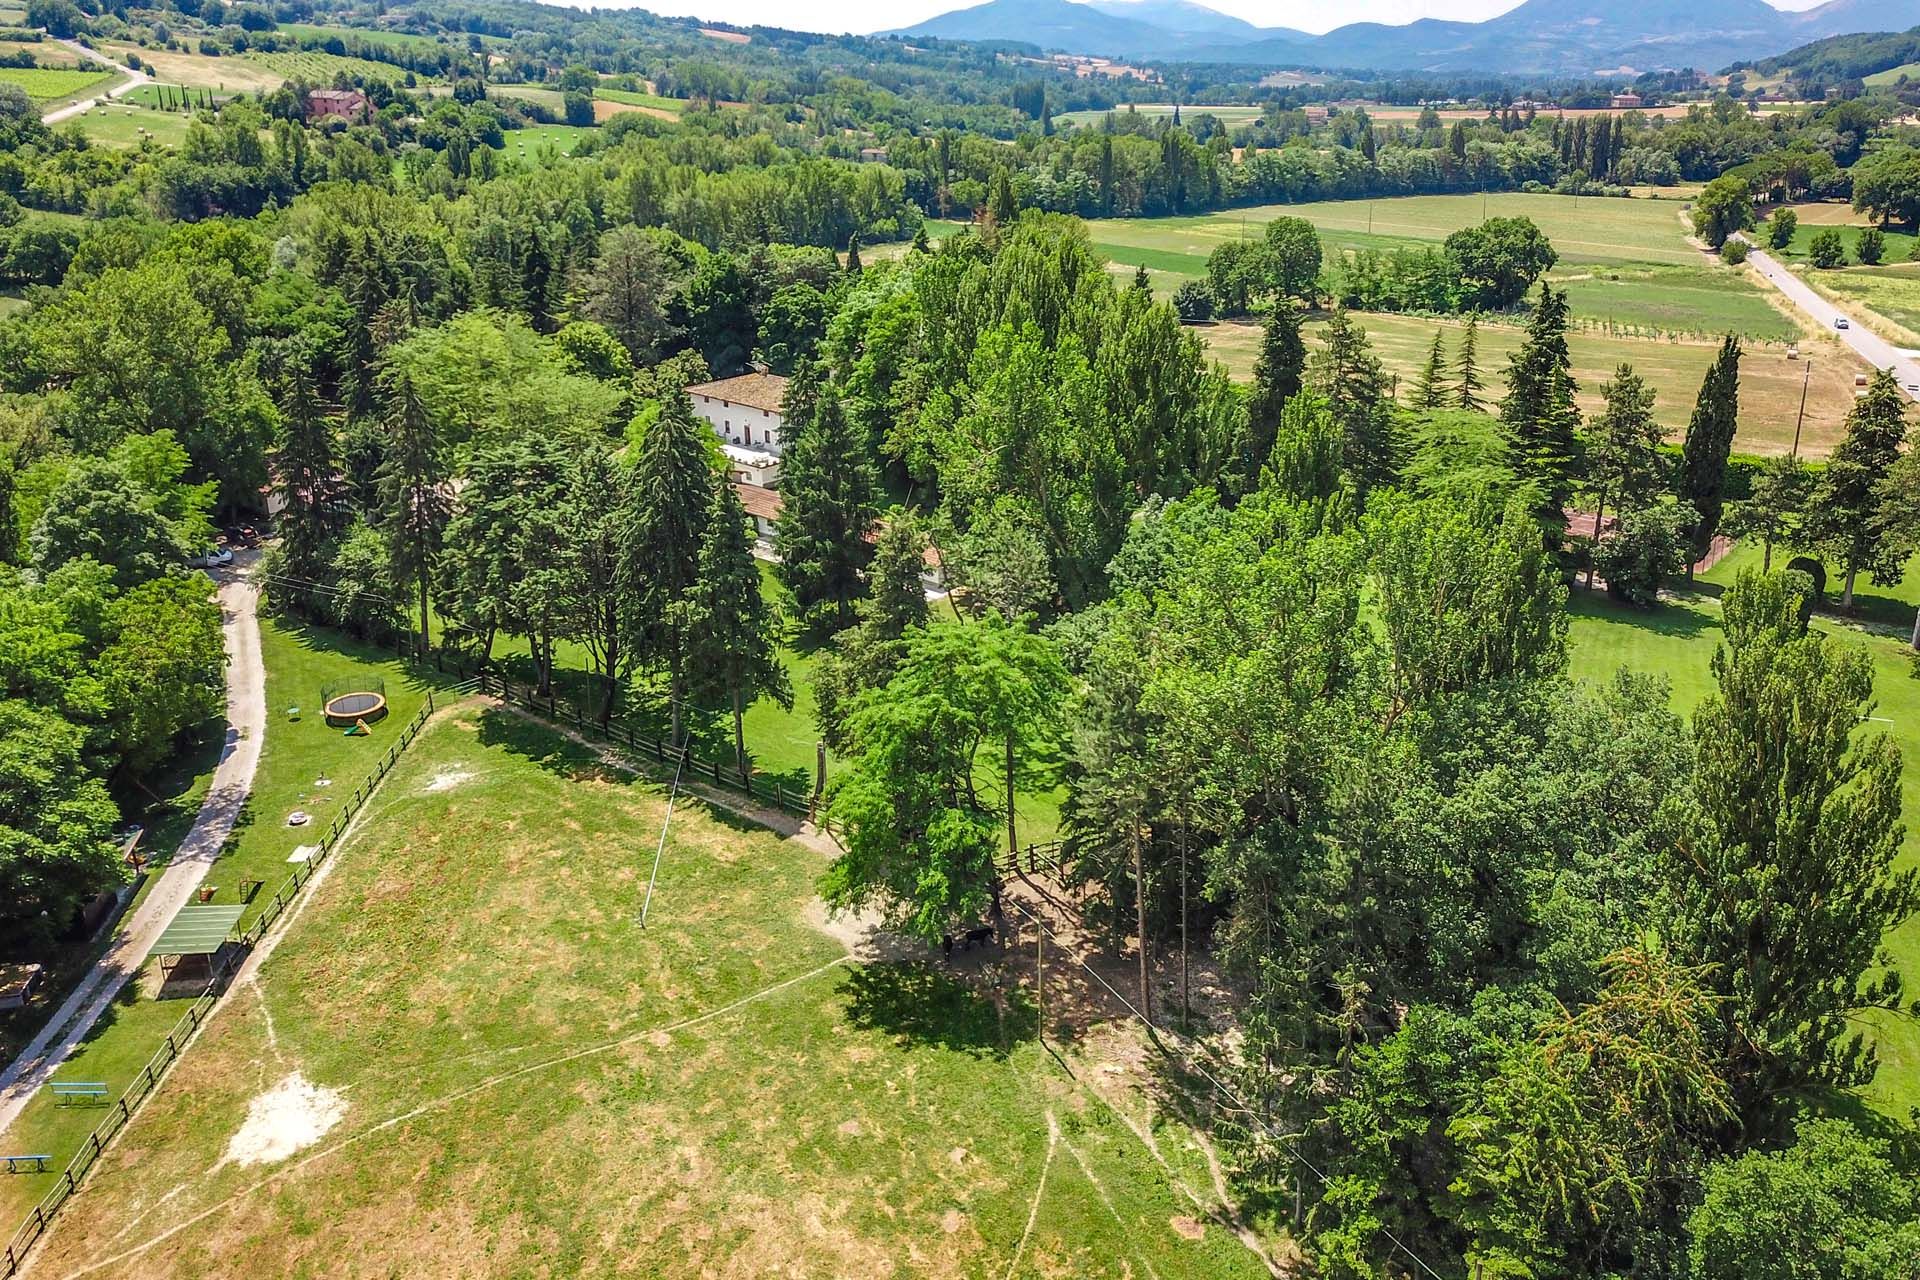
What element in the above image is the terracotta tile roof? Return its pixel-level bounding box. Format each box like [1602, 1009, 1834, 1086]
[733, 482, 785, 522]
[687, 373, 789, 415]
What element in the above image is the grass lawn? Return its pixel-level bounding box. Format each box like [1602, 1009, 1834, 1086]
[1202, 311, 1870, 458]
[1567, 558, 1920, 1118]
[498, 122, 593, 159]
[0, 618, 450, 1230]
[0, 65, 112, 102]
[0, 288, 27, 317]
[21, 703, 1276, 1278]
[1771, 216, 1919, 270]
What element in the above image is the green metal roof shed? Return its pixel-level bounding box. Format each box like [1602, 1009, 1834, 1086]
[148, 905, 244, 958]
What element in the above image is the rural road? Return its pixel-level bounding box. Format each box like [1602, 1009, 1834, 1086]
[1742, 241, 1920, 404]
[38, 38, 149, 126]
[0, 552, 264, 1143]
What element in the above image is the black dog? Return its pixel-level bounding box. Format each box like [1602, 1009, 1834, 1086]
[962, 925, 995, 950]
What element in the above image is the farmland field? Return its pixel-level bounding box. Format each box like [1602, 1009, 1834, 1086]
[1771, 214, 1919, 268]
[0, 65, 112, 102]
[1056, 103, 1265, 128]
[1865, 60, 1920, 87]
[67, 100, 197, 147]
[595, 85, 685, 116]
[103, 44, 285, 92]
[1203, 312, 1870, 457]
[486, 82, 564, 110]
[499, 122, 594, 157]
[241, 48, 425, 84]
[277, 22, 451, 52]
[16, 692, 1277, 1279]
[1806, 264, 1920, 345]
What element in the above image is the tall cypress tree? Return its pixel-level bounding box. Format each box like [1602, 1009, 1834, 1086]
[1236, 303, 1305, 489]
[375, 367, 449, 652]
[623, 391, 716, 744]
[1454, 315, 1485, 411]
[1806, 368, 1908, 608]
[687, 483, 792, 780]
[1501, 284, 1581, 546]
[0, 455, 18, 567]
[1674, 335, 1742, 580]
[776, 385, 877, 633]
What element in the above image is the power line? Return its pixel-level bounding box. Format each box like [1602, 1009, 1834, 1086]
[636, 731, 690, 929]
[1004, 892, 1451, 1280]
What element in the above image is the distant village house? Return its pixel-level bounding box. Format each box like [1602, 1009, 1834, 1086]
[307, 88, 369, 123]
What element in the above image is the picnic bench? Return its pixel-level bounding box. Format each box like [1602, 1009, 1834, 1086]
[49, 1082, 107, 1106]
[2, 1155, 50, 1173]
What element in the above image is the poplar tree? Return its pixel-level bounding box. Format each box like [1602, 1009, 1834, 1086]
[623, 391, 716, 744]
[686, 482, 792, 780]
[1674, 335, 1742, 580]
[775, 385, 877, 633]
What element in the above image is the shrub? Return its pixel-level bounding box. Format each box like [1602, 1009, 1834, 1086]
[1766, 209, 1796, 249]
[1172, 280, 1214, 324]
[1808, 228, 1847, 268]
[1856, 226, 1885, 265]
[1721, 238, 1749, 264]
[1595, 502, 1691, 606]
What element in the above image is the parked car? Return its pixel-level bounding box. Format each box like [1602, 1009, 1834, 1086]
[1834, 317, 1850, 330]
[188, 546, 234, 569]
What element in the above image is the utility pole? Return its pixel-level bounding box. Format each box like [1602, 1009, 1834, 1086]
[1133, 819, 1150, 1026]
[1791, 357, 1812, 458]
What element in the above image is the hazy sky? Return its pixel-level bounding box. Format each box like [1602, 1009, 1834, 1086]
[602, 0, 1827, 38]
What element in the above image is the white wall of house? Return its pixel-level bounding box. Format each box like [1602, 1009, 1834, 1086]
[693, 396, 786, 456]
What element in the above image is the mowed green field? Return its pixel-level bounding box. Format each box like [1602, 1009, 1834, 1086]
[1773, 217, 1919, 269]
[1569, 549, 1920, 1117]
[1085, 192, 1792, 338]
[595, 85, 686, 114]
[498, 122, 593, 158]
[20, 703, 1278, 1279]
[1203, 312, 1870, 457]
[67, 101, 197, 147]
[1083, 192, 1704, 269]
[0, 65, 112, 101]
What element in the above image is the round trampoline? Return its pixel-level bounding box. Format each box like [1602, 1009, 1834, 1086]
[320, 678, 388, 728]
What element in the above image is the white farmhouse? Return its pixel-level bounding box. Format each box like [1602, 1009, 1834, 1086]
[686, 372, 791, 455]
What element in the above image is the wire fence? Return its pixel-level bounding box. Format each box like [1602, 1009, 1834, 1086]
[1, 693, 436, 1279]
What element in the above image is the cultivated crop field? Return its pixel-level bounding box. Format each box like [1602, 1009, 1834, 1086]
[66, 101, 197, 148]
[1056, 103, 1265, 128]
[18, 701, 1276, 1279]
[276, 22, 451, 52]
[1808, 264, 1920, 345]
[1204, 313, 1871, 456]
[0, 66, 112, 102]
[104, 45, 285, 92]
[241, 49, 424, 84]
[596, 85, 686, 118]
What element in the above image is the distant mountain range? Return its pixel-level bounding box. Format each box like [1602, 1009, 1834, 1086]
[882, 0, 1920, 76]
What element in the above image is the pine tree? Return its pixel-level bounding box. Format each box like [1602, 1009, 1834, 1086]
[776, 385, 877, 632]
[1582, 363, 1665, 590]
[811, 515, 931, 754]
[1501, 285, 1581, 545]
[1411, 329, 1448, 410]
[274, 362, 347, 581]
[1309, 306, 1399, 497]
[1674, 335, 1742, 580]
[1131, 263, 1151, 292]
[1806, 368, 1908, 608]
[687, 482, 792, 779]
[622, 391, 717, 745]
[1454, 315, 1485, 411]
[910, 224, 931, 254]
[375, 366, 449, 652]
[1237, 303, 1306, 488]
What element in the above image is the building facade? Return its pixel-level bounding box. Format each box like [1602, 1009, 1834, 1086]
[687, 373, 791, 456]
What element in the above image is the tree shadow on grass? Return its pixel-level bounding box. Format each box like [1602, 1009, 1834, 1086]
[472, 706, 623, 782]
[1570, 588, 1720, 640]
[839, 961, 1038, 1061]
[271, 616, 463, 698]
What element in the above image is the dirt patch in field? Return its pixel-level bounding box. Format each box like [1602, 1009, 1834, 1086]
[802, 897, 923, 963]
[424, 769, 474, 792]
[221, 1071, 347, 1167]
[1171, 1214, 1206, 1240]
